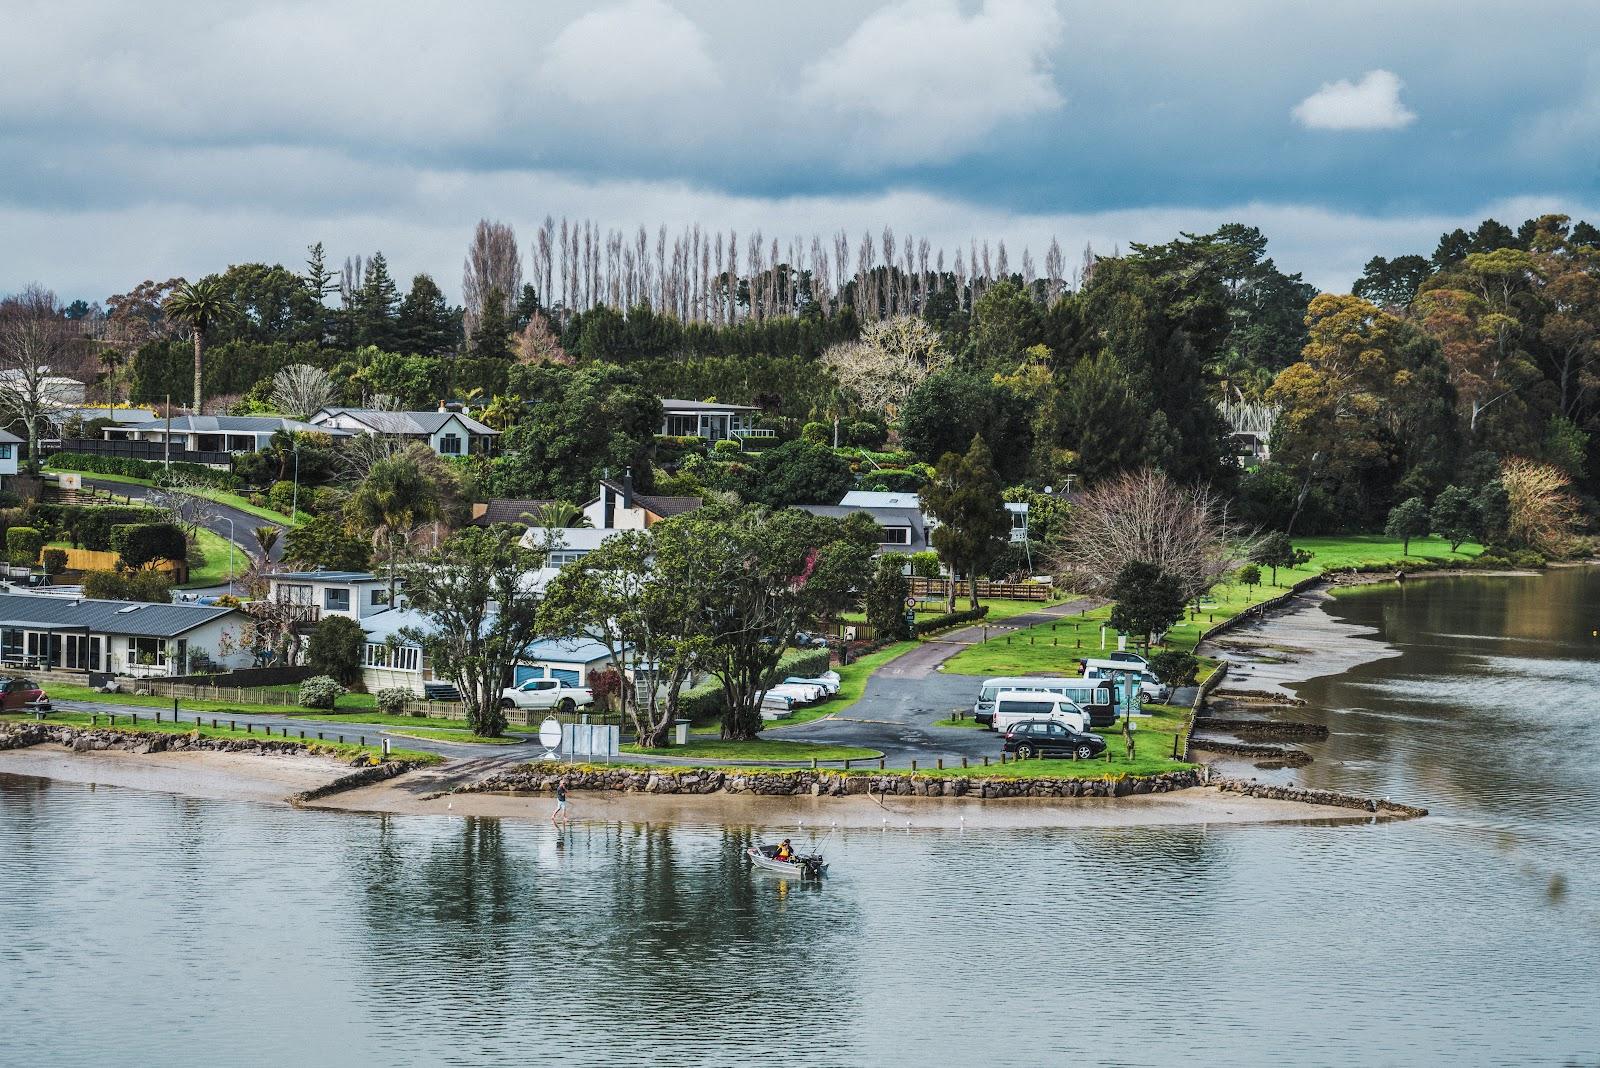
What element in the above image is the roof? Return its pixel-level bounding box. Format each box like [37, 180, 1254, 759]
[636, 493, 701, 519]
[472, 499, 557, 527]
[0, 593, 236, 638]
[840, 490, 923, 509]
[521, 636, 617, 664]
[358, 606, 435, 644]
[313, 407, 497, 437]
[794, 504, 928, 545]
[52, 407, 157, 424]
[117, 415, 350, 436]
[0, 430, 21, 444]
[271, 570, 380, 583]
[659, 398, 759, 413]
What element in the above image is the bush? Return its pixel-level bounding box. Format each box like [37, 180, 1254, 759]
[375, 688, 413, 716]
[1149, 650, 1199, 688]
[298, 675, 346, 710]
[111, 522, 187, 567]
[6, 526, 42, 567]
[711, 438, 741, 457]
[915, 606, 988, 635]
[800, 421, 830, 445]
[81, 568, 173, 602]
[41, 549, 67, 576]
[230, 450, 277, 488]
[268, 481, 297, 515]
[309, 486, 343, 516]
[46, 452, 239, 490]
[31, 503, 157, 550]
[846, 420, 886, 449]
[909, 551, 942, 578]
[306, 615, 366, 687]
[864, 467, 927, 492]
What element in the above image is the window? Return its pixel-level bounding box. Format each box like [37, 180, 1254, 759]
[438, 433, 462, 455]
[0, 445, 11, 460]
[278, 584, 311, 605]
[997, 700, 1051, 717]
[876, 526, 912, 545]
[664, 414, 698, 437]
[126, 636, 167, 667]
[370, 588, 389, 606]
[364, 643, 420, 672]
[324, 588, 351, 612]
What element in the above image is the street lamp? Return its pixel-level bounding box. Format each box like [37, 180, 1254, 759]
[290, 437, 300, 518]
[222, 516, 235, 594]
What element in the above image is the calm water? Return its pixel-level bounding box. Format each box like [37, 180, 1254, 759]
[3, 571, 1599, 1067]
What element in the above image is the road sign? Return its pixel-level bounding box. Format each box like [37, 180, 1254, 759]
[905, 597, 918, 609]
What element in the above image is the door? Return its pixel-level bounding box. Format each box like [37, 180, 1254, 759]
[89, 636, 103, 672]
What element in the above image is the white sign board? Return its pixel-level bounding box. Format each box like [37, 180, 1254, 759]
[538, 716, 562, 757]
[59, 472, 81, 490]
[562, 722, 619, 760]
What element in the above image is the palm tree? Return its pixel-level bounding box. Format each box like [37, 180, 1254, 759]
[521, 500, 592, 529]
[350, 450, 450, 604]
[164, 277, 239, 412]
[251, 525, 282, 568]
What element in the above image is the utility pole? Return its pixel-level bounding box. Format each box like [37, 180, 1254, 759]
[290, 437, 300, 517]
[163, 394, 171, 470]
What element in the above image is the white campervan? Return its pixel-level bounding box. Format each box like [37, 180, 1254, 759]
[989, 691, 1088, 735]
[973, 676, 1117, 727]
[1082, 659, 1168, 702]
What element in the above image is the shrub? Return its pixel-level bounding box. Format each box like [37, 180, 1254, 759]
[909, 551, 942, 578]
[800, 421, 830, 445]
[711, 438, 741, 457]
[6, 526, 42, 567]
[310, 486, 343, 516]
[46, 452, 238, 490]
[30, 504, 156, 550]
[306, 615, 366, 687]
[375, 688, 413, 716]
[1150, 650, 1199, 689]
[111, 522, 187, 568]
[81, 568, 174, 602]
[915, 606, 987, 635]
[41, 548, 67, 576]
[268, 481, 298, 515]
[846, 420, 886, 449]
[298, 675, 346, 710]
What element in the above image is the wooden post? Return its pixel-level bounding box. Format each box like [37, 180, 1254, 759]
[982, 755, 989, 767]
[936, 758, 943, 770]
[911, 759, 918, 772]
[246, 723, 251, 734]
[155, 711, 161, 724]
[210, 718, 216, 729]
[879, 758, 885, 770]
[359, 736, 365, 746]
[230, 720, 236, 731]
[810, 757, 817, 770]
[961, 756, 968, 769]
[298, 729, 305, 739]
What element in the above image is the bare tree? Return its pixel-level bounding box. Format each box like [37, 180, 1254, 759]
[820, 314, 950, 419]
[462, 219, 522, 344]
[269, 363, 337, 420]
[148, 473, 223, 546]
[1050, 469, 1242, 602]
[0, 285, 77, 474]
[514, 311, 573, 366]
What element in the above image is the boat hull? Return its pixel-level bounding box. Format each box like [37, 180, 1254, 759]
[746, 847, 828, 878]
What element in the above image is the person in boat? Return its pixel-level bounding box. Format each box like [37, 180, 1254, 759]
[774, 839, 794, 862]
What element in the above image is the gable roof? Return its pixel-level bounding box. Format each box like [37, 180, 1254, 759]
[0, 429, 21, 444]
[270, 570, 381, 583]
[118, 415, 349, 436]
[659, 398, 759, 413]
[794, 504, 928, 545]
[313, 407, 497, 437]
[635, 493, 701, 518]
[0, 593, 236, 638]
[472, 499, 558, 527]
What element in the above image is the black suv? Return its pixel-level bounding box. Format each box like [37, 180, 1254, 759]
[1001, 719, 1107, 761]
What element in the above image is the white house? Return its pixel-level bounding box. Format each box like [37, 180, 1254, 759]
[308, 406, 498, 457]
[817, 491, 1028, 547]
[0, 429, 19, 484]
[659, 398, 772, 441]
[0, 370, 86, 406]
[265, 570, 395, 623]
[0, 592, 252, 677]
[580, 473, 701, 530]
[104, 415, 350, 454]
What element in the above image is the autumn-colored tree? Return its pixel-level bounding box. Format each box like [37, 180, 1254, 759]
[1500, 457, 1581, 558]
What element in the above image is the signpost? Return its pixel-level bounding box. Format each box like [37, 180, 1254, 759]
[538, 716, 562, 759]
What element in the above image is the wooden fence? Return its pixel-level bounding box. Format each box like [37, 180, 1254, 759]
[907, 577, 1053, 601]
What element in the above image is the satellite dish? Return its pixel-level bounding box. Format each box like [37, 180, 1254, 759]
[539, 716, 562, 758]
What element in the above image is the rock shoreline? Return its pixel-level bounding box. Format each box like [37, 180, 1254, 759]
[1213, 777, 1428, 819]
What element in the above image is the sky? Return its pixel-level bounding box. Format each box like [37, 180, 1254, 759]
[4, 0, 1600, 302]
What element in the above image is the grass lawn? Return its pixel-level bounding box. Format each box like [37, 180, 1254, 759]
[46, 465, 312, 526]
[1295, 534, 1483, 572]
[383, 728, 519, 746]
[179, 528, 242, 588]
[622, 738, 882, 761]
[49, 681, 383, 718]
[932, 716, 986, 729]
[840, 596, 1059, 628]
[1, 710, 440, 763]
[919, 703, 1193, 779]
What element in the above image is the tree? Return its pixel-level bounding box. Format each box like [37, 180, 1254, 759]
[0, 285, 81, 475]
[82, 568, 173, 602]
[922, 435, 1009, 610]
[677, 505, 874, 740]
[251, 525, 282, 568]
[970, 279, 1044, 370]
[283, 513, 371, 572]
[270, 363, 338, 419]
[1108, 560, 1186, 649]
[41, 548, 66, 578]
[396, 273, 459, 356]
[164, 277, 240, 412]
[6, 526, 42, 567]
[898, 371, 1034, 483]
[1058, 352, 1165, 486]
[1053, 468, 1238, 601]
[1249, 532, 1303, 586]
[514, 311, 571, 366]
[352, 252, 400, 349]
[1384, 497, 1431, 555]
[1237, 563, 1261, 591]
[462, 219, 522, 348]
[306, 615, 366, 687]
[522, 500, 592, 529]
[110, 522, 186, 569]
[749, 440, 856, 507]
[1429, 486, 1479, 551]
[349, 443, 462, 604]
[864, 555, 912, 641]
[399, 526, 545, 737]
[1149, 650, 1199, 689]
[1500, 457, 1581, 557]
[819, 314, 949, 419]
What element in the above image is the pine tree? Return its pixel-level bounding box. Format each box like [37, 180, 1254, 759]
[353, 251, 400, 349]
[396, 273, 459, 355]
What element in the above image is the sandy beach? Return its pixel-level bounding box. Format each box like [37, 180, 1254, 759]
[0, 744, 353, 804]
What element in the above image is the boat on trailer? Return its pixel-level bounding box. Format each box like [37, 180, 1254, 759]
[747, 844, 828, 879]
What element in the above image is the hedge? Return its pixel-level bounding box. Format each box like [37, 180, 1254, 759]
[914, 606, 989, 636]
[29, 503, 158, 551]
[678, 647, 835, 725]
[47, 452, 241, 490]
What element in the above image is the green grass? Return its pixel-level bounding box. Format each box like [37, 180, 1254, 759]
[840, 596, 1059, 627]
[932, 716, 987, 729]
[621, 739, 882, 761]
[50, 681, 379, 718]
[179, 528, 241, 588]
[2, 710, 440, 763]
[47, 466, 312, 526]
[383, 728, 519, 746]
[920, 703, 1193, 778]
[1295, 534, 1483, 571]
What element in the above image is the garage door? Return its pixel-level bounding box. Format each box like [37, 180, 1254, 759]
[549, 668, 581, 686]
[512, 666, 545, 686]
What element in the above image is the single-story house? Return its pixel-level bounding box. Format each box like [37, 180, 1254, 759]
[794, 503, 932, 554]
[50, 407, 158, 435]
[265, 570, 395, 622]
[0, 429, 19, 483]
[0, 370, 86, 407]
[581, 474, 700, 530]
[308, 406, 498, 457]
[659, 398, 772, 441]
[833, 490, 1028, 544]
[0, 592, 251, 677]
[104, 415, 351, 454]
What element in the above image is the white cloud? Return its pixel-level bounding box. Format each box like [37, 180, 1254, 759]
[1293, 69, 1416, 130]
[800, 0, 1065, 161]
[540, 0, 720, 105]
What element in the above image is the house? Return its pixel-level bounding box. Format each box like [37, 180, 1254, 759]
[50, 407, 158, 435]
[0, 429, 19, 484]
[520, 526, 615, 566]
[580, 472, 701, 530]
[103, 415, 350, 454]
[0, 592, 252, 677]
[833, 490, 1028, 544]
[659, 398, 772, 442]
[0, 370, 86, 406]
[265, 570, 395, 623]
[470, 499, 556, 528]
[511, 637, 620, 687]
[308, 406, 498, 457]
[794, 503, 932, 554]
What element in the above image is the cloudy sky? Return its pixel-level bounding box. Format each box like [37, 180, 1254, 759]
[5, 0, 1600, 302]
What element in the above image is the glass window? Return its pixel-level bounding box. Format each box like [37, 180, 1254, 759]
[438, 433, 462, 455]
[0, 445, 11, 459]
[370, 588, 389, 606]
[876, 526, 912, 545]
[324, 588, 351, 611]
[665, 414, 697, 436]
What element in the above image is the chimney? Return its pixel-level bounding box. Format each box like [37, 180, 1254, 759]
[438, 400, 448, 412]
[622, 468, 634, 510]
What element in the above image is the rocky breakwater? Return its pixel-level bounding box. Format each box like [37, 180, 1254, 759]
[1214, 777, 1428, 819]
[456, 762, 1206, 800]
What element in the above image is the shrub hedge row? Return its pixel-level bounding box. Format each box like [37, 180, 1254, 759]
[47, 453, 240, 490]
[914, 606, 989, 635]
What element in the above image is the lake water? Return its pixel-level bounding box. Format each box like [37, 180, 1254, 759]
[3, 570, 1599, 1066]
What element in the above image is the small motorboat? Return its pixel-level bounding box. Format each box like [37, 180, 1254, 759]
[747, 844, 828, 880]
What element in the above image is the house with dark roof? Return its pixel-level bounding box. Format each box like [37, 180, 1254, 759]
[794, 504, 932, 554]
[308, 406, 498, 457]
[580, 471, 701, 530]
[469, 499, 558, 528]
[103, 415, 351, 454]
[659, 398, 773, 441]
[0, 592, 251, 677]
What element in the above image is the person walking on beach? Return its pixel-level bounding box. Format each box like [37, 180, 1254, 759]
[552, 780, 571, 827]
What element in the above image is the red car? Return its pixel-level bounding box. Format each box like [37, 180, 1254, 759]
[0, 677, 51, 711]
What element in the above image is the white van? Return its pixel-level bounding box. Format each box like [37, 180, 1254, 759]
[990, 691, 1088, 734]
[1082, 659, 1167, 702]
[973, 676, 1116, 727]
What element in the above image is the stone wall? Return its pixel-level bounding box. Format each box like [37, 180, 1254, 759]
[0, 722, 406, 770]
[456, 762, 1205, 800]
[1213, 777, 1428, 819]
[1193, 718, 1330, 740]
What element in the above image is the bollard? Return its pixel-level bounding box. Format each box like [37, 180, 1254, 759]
[359, 736, 365, 746]
[937, 758, 943, 770]
[911, 759, 918, 772]
[245, 723, 252, 734]
[982, 755, 989, 767]
[382, 738, 391, 759]
[843, 759, 850, 770]
[211, 718, 217, 729]
[961, 756, 968, 769]
[299, 730, 305, 739]
[155, 711, 162, 724]
[173, 696, 179, 718]
[878, 758, 885, 770]
[810, 757, 817, 770]
[230, 720, 236, 731]
[132, 713, 138, 725]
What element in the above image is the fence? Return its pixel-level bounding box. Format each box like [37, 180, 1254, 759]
[907, 577, 1052, 602]
[49, 546, 184, 577]
[45, 437, 235, 466]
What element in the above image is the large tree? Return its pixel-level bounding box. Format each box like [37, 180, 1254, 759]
[348, 443, 462, 603]
[1107, 560, 1186, 650]
[922, 435, 1009, 610]
[399, 526, 546, 737]
[819, 314, 948, 419]
[164, 276, 240, 412]
[0, 285, 77, 474]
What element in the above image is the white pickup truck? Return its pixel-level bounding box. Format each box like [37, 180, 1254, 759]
[499, 677, 593, 713]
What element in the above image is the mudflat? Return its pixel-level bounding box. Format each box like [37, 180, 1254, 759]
[0, 744, 352, 805]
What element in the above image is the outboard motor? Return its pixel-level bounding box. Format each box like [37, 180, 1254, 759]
[800, 855, 824, 880]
